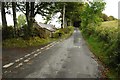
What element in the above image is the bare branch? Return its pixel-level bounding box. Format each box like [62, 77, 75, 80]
[17, 5, 26, 15]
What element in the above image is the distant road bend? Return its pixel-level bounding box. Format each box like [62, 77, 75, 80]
[3, 28, 103, 78]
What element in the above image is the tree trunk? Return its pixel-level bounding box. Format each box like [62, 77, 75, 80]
[30, 2, 35, 36]
[26, 2, 31, 36]
[12, 2, 17, 37]
[26, 2, 35, 37]
[64, 17, 67, 27]
[1, 2, 7, 28]
[62, 4, 65, 28]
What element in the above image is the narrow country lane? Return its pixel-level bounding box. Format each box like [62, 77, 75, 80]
[3, 28, 104, 78]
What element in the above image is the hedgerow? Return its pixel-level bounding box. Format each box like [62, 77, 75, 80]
[80, 1, 119, 77]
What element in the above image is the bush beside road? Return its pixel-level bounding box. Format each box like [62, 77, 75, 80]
[81, 20, 119, 78]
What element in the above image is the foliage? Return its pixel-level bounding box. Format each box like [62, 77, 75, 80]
[65, 2, 84, 24]
[53, 29, 65, 38]
[2, 37, 51, 48]
[2, 26, 14, 40]
[82, 20, 119, 77]
[108, 16, 117, 21]
[100, 13, 109, 21]
[81, 2, 105, 33]
[18, 24, 29, 39]
[53, 26, 74, 38]
[2, 2, 83, 40]
[81, 1, 119, 77]
[17, 14, 26, 28]
[54, 2, 84, 26]
[100, 13, 117, 22]
[3, 26, 74, 48]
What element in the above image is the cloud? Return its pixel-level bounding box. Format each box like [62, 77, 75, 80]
[103, 0, 120, 19]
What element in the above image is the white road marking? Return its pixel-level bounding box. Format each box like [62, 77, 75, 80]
[37, 52, 41, 55]
[15, 59, 20, 62]
[24, 59, 29, 63]
[52, 44, 55, 47]
[20, 58, 23, 60]
[49, 46, 53, 48]
[15, 63, 23, 68]
[34, 54, 38, 57]
[3, 42, 56, 69]
[31, 51, 36, 55]
[46, 47, 50, 50]
[34, 52, 41, 56]
[36, 49, 40, 52]
[74, 46, 81, 48]
[41, 47, 44, 50]
[24, 54, 31, 58]
[3, 63, 14, 68]
[46, 45, 50, 47]
[26, 58, 31, 61]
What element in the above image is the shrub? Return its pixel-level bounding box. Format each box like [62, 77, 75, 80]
[53, 29, 65, 38]
[19, 24, 29, 39]
[2, 26, 14, 40]
[53, 26, 74, 38]
[82, 20, 120, 76]
[17, 14, 26, 28]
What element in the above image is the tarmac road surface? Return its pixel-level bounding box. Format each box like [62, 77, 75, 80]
[3, 28, 103, 78]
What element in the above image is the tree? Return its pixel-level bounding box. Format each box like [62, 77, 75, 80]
[108, 16, 116, 21]
[29, 2, 35, 34]
[25, 2, 31, 36]
[52, 2, 66, 28]
[12, 2, 17, 37]
[101, 13, 109, 21]
[17, 2, 55, 36]
[80, 1, 105, 33]
[62, 4, 65, 28]
[17, 14, 26, 28]
[51, 2, 84, 28]
[1, 2, 7, 28]
[65, 2, 84, 26]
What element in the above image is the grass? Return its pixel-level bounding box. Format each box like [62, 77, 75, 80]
[101, 20, 118, 28]
[2, 37, 53, 48]
[83, 34, 118, 79]
[3, 26, 74, 48]
[81, 20, 119, 79]
[83, 34, 107, 64]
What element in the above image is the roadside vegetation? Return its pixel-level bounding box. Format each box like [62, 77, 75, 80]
[3, 26, 74, 48]
[82, 21, 119, 78]
[1, 1, 119, 79]
[80, 1, 119, 79]
[1, 2, 78, 48]
[53, 26, 74, 39]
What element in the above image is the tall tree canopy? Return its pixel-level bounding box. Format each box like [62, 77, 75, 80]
[81, 1, 105, 32]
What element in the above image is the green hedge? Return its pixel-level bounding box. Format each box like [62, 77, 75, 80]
[81, 20, 120, 77]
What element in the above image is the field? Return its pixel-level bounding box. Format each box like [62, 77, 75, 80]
[101, 20, 118, 28]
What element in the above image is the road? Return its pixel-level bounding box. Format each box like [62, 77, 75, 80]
[3, 28, 103, 78]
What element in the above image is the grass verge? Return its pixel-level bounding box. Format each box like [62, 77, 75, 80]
[82, 33, 119, 79]
[3, 26, 74, 48]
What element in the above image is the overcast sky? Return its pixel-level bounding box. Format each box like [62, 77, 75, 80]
[102, 0, 120, 19]
[0, 0, 119, 27]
